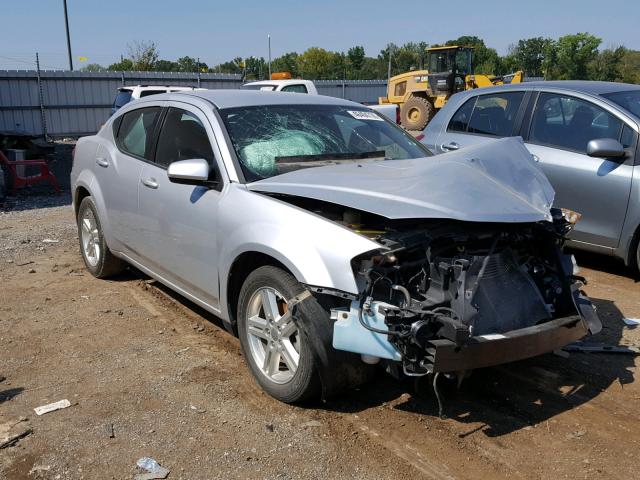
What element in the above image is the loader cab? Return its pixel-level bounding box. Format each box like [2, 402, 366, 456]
[426, 46, 473, 95]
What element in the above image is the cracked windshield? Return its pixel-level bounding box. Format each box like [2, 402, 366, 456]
[219, 104, 431, 181]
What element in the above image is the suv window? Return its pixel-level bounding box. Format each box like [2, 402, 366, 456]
[139, 89, 167, 98]
[447, 97, 476, 132]
[529, 93, 623, 153]
[467, 92, 525, 136]
[447, 92, 524, 136]
[155, 108, 214, 168]
[116, 107, 161, 160]
[281, 84, 308, 94]
[113, 90, 133, 109]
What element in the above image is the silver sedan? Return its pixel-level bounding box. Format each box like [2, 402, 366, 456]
[71, 90, 600, 404]
[421, 81, 640, 273]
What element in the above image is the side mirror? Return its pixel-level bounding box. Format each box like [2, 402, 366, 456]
[167, 158, 212, 185]
[586, 138, 625, 158]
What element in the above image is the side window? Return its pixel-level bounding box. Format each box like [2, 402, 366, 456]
[139, 90, 167, 98]
[529, 93, 623, 153]
[467, 91, 525, 136]
[155, 108, 214, 168]
[281, 84, 308, 94]
[116, 107, 161, 160]
[394, 81, 407, 97]
[447, 97, 476, 132]
[620, 124, 635, 149]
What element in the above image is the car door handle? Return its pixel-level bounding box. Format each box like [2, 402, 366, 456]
[95, 157, 109, 168]
[441, 142, 460, 151]
[141, 177, 159, 189]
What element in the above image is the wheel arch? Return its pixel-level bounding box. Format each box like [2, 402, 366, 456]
[225, 250, 297, 333]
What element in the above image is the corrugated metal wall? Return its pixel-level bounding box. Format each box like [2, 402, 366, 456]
[0, 71, 388, 137]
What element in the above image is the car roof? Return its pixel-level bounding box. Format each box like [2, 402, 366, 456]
[518, 80, 640, 95]
[460, 80, 640, 97]
[151, 89, 360, 109]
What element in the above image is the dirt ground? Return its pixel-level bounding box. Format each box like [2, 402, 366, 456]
[1, 150, 639, 479]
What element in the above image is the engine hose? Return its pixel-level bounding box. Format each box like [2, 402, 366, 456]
[433, 372, 446, 419]
[357, 296, 400, 336]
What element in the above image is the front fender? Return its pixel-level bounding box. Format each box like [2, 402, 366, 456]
[217, 186, 381, 317]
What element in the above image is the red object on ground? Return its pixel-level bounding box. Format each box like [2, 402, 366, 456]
[0, 150, 60, 195]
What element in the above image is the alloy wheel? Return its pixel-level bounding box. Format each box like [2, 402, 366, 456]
[245, 287, 300, 384]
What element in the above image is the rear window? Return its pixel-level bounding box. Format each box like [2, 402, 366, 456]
[113, 90, 132, 108]
[139, 90, 167, 98]
[602, 90, 640, 118]
[447, 91, 525, 137]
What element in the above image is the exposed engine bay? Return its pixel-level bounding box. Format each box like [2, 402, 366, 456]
[270, 194, 601, 379]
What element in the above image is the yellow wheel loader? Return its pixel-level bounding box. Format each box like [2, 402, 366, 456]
[380, 46, 523, 130]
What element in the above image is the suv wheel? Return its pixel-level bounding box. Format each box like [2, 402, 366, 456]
[237, 266, 320, 403]
[77, 196, 125, 278]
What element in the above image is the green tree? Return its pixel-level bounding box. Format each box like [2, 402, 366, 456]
[107, 58, 134, 71]
[297, 47, 334, 79]
[154, 59, 179, 72]
[175, 56, 208, 72]
[81, 63, 106, 72]
[551, 33, 601, 79]
[347, 46, 365, 77]
[504, 37, 551, 77]
[620, 49, 640, 84]
[271, 52, 300, 77]
[589, 46, 626, 81]
[128, 40, 159, 71]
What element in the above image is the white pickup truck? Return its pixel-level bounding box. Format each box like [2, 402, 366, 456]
[241, 79, 399, 123]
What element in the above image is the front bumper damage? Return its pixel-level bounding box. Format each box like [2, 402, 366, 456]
[328, 280, 601, 375]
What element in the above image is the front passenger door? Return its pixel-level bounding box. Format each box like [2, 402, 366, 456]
[525, 92, 634, 249]
[137, 105, 224, 310]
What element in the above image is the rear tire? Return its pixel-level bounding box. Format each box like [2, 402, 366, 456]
[237, 266, 321, 403]
[401, 95, 435, 131]
[77, 196, 126, 278]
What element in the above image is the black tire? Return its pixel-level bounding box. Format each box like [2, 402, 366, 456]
[76, 196, 126, 278]
[401, 95, 435, 131]
[633, 234, 640, 277]
[237, 265, 321, 403]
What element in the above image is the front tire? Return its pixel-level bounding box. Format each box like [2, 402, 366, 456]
[77, 196, 125, 278]
[237, 266, 320, 403]
[401, 95, 435, 131]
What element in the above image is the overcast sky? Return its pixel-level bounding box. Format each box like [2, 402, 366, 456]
[1, 0, 638, 70]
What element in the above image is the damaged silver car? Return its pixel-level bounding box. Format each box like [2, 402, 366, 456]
[71, 90, 601, 405]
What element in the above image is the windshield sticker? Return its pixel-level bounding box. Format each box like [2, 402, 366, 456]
[347, 110, 384, 121]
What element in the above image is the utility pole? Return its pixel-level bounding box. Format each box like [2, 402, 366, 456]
[63, 0, 74, 71]
[387, 46, 393, 83]
[268, 34, 272, 79]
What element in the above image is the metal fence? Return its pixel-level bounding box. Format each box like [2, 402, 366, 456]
[0, 71, 388, 137]
[0, 71, 242, 137]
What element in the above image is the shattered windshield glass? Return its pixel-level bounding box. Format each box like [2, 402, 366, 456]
[219, 104, 431, 181]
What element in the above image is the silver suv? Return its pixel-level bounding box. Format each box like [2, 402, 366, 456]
[421, 81, 640, 273]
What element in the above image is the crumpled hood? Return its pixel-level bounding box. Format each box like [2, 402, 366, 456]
[247, 137, 555, 223]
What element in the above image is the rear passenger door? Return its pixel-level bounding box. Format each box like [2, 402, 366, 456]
[104, 105, 162, 253]
[435, 91, 527, 153]
[524, 92, 635, 248]
[137, 103, 224, 310]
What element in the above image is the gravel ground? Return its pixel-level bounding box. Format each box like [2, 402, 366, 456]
[1, 144, 639, 479]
